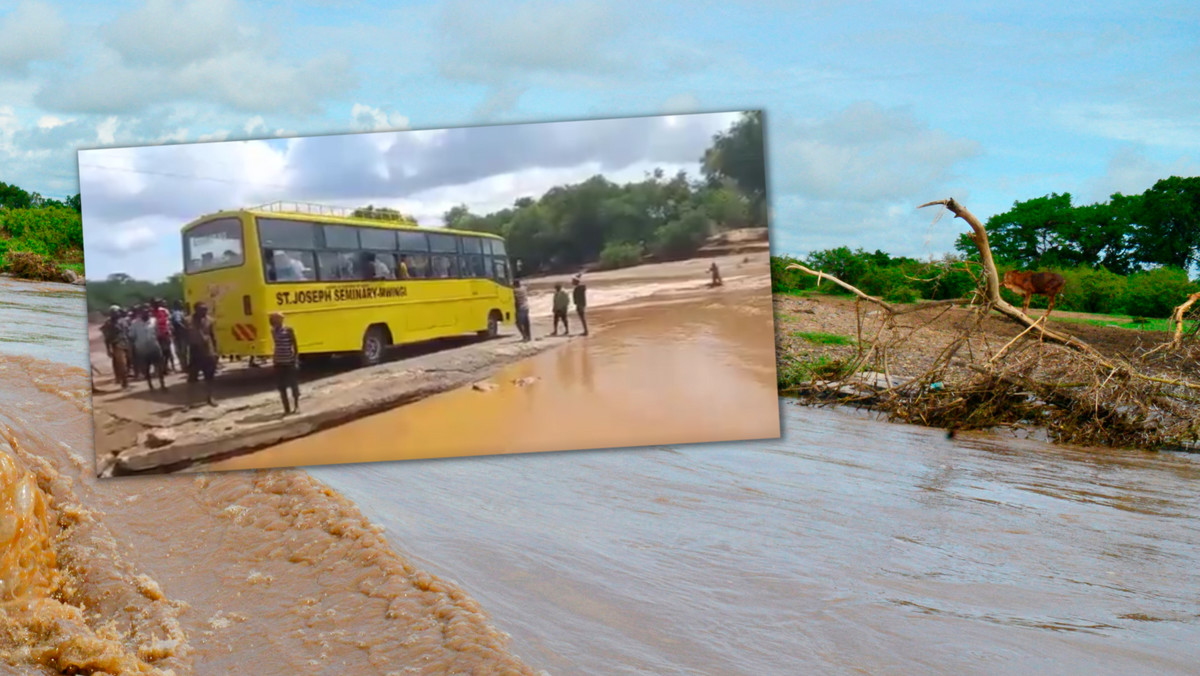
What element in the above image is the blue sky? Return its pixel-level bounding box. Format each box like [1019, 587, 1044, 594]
[2, 0, 1198, 281]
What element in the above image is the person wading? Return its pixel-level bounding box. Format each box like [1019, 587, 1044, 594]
[513, 279, 532, 342]
[709, 261, 723, 287]
[552, 282, 570, 336]
[100, 306, 130, 389]
[130, 306, 166, 391]
[270, 312, 301, 415]
[186, 302, 219, 408]
[571, 275, 589, 336]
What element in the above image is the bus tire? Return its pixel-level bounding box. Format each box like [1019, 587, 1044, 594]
[360, 325, 390, 367]
[478, 310, 501, 339]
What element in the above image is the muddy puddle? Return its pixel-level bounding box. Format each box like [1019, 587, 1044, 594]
[208, 284, 780, 470]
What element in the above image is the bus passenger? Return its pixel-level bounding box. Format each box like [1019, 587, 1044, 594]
[186, 302, 218, 408]
[397, 254, 410, 279]
[270, 312, 301, 415]
[369, 253, 394, 280]
[552, 282, 570, 336]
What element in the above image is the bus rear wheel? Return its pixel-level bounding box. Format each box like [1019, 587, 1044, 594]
[360, 325, 389, 367]
[478, 310, 501, 339]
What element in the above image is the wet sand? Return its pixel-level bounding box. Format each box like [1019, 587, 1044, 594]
[209, 283, 779, 471]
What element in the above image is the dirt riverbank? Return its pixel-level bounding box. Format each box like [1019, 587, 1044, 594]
[93, 252, 769, 475]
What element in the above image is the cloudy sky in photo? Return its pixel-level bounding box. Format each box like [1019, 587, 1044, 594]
[2, 0, 1198, 281]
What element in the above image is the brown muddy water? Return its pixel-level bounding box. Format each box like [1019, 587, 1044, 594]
[5, 279, 1200, 675]
[208, 285, 780, 470]
[0, 282, 539, 675]
[306, 402, 1200, 676]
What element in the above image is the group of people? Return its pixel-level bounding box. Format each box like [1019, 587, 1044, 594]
[511, 275, 588, 342]
[100, 300, 302, 414]
[99, 299, 220, 406]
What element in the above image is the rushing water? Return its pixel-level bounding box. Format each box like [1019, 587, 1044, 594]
[312, 402, 1200, 675]
[0, 278, 89, 370]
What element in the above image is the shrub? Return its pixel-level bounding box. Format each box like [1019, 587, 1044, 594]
[653, 210, 712, 260]
[597, 242, 643, 270]
[1121, 267, 1198, 318]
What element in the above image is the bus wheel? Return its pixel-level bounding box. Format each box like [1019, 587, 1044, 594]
[478, 310, 501, 339]
[360, 325, 389, 367]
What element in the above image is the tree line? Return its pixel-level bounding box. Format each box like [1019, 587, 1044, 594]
[955, 176, 1200, 274]
[443, 111, 767, 273]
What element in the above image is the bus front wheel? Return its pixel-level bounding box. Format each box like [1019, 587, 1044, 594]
[360, 325, 390, 367]
[478, 310, 501, 339]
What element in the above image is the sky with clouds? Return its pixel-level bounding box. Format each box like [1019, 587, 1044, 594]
[2, 0, 1198, 281]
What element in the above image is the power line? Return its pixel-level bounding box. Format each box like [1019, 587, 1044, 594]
[77, 163, 292, 191]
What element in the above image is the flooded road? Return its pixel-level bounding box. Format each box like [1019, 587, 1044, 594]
[312, 402, 1200, 675]
[211, 285, 779, 470]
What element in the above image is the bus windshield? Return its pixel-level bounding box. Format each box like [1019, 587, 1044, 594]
[185, 217, 245, 273]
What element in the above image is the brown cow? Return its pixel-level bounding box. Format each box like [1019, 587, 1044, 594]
[1002, 270, 1067, 317]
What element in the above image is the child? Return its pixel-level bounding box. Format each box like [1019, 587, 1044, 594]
[552, 282, 570, 336]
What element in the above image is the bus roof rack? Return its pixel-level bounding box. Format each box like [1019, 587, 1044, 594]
[248, 201, 415, 223]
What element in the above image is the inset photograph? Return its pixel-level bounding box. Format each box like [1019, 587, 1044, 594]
[82, 112, 779, 475]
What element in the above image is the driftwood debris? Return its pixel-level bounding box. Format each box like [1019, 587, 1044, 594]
[781, 197, 1200, 450]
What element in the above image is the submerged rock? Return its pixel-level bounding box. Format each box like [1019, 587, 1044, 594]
[512, 376, 540, 388]
[472, 381, 498, 393]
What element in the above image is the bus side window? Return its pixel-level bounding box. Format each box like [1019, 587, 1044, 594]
[264, 249, 278, 282]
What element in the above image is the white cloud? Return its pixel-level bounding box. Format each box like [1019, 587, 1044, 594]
[1082, 145, 1200, 203]
[32, 1, 356, 115]
[777, 102, 981, 204]
[91, 223, 157, 255]
[101, 0, 243, 67]
[350, 104, 410, 132]
[0, 1, 67, 73]
[1057, 102, 1200, 150]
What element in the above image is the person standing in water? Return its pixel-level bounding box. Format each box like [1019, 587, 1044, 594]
[571, 275, 589, 336]
[551, 282, 570, 336]
[270, 312, 301, 415]
[709, 261, 723, 287]
[513, 279, 532, 342]
[186, 302, 219, 408]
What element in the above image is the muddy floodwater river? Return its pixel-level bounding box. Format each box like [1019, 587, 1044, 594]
[311, 403, 1200, 675]
[210, 285, 780, 470]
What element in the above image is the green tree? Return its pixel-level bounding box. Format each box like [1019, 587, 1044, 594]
[702, 111, 766, 221]
[1130, 176, 1200, 271]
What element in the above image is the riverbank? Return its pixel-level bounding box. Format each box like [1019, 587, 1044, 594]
[775, 293, 1200, 447]
[93, 251, 771, 475]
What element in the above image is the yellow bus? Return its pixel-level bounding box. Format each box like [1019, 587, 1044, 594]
[179, 202, 515, 367]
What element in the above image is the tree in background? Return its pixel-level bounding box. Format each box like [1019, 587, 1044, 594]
[1129, 176, 1200, 272]
[702, 111, 766, 223]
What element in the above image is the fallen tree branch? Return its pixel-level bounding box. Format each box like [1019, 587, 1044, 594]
[1172, 292, 1200, 347]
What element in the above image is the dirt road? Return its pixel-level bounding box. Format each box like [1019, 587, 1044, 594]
[93, 252, 770, 475]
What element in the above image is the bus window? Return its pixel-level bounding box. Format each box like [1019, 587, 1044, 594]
[491, 238, 507, 256]
[464, 254, 486, 278]
[185, 218, 244, 273]
[430, 254, 458, 278]
[324, 224, 360, 249]
[259, 218, 317, 250]
[462, 237, 483, 255]
[364, 252, 397, 280]
[397, 230, 429, 252]
[317, 251, 362, 281]
[268, 249, 316, 282]
[429, 233, 457, 254]
[492, 257, 511, 285]
[360, 227, 397, 251]
[403, 253, 429, 278]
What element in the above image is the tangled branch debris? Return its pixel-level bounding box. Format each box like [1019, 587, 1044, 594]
[782, 197, 1200, 451]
